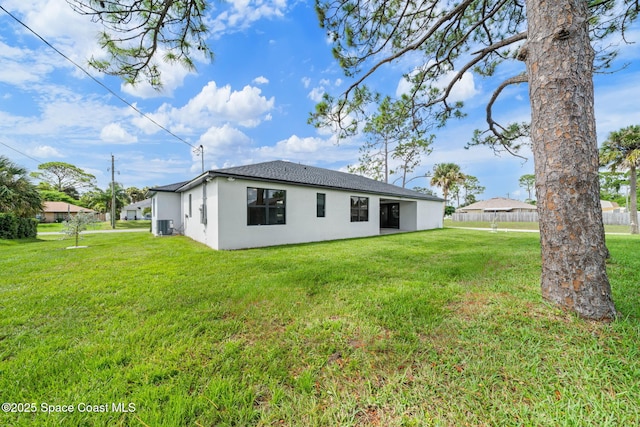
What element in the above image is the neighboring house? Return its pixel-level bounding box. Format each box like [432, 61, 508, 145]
[456, 197, 537, 214]
[150, 160, 444, 250]
[121, 199, 152, 220]
[600, 200, 621, 213]
[40, 201, 99, 223]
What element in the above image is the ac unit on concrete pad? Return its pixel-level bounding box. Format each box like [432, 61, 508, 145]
[156, 220, 173, 235]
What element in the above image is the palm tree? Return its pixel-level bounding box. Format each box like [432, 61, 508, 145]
[126, 186, 146, 203]
[81, 184, 129, 217]
[430, 163, 466, 211]
[600, 125, 640, 234]
[0, 156, 43, 217]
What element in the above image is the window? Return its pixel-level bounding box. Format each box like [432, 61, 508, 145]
[350, 196, 369, 222]
[247, 187, 286, 225]
[317, 193, 326, 217]
[188, 194, 192, 217]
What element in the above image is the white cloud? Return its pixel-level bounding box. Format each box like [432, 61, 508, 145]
[253, 76, 269, 85]
[0, 42, 55, 86]
[210, 0, 288, 36]
[100, 123, 138, 144]
[140, 81, 275, 132]
[131, 104, 172, 135]
[253, 134, 358, 164]
[28, 145, 64, 158]
[194, 124, 252, 171]
[198, 124, 251, 149]
[308, 86, 325, 103]
[0, 89, 130, 141]
[301, 77, 311, 88]
[120, 54, 196, 99]
[3, 1, 206, 97]
[396, 67, 479, 103]
[3, 0, 114, 86]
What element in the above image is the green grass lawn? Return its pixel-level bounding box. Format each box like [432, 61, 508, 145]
[1, 229, 638, 426]
[445, 219, 632, 234]
[37, 220, 151, 233]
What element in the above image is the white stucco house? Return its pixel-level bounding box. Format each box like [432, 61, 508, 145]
[150, 160, 444, 250]
[120, 199, 152, 220]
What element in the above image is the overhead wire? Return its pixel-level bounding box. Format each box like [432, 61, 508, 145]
[0, 140, 43, 164]
[0, 4, 202, 155]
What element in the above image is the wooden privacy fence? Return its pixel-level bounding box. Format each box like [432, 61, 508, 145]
[451, 212, 633, 226]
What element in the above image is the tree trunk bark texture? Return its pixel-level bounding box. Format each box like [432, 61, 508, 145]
[630, 166, 638, 234]
[525, 0, 616, 320]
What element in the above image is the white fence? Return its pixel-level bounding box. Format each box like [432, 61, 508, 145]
[451, 212, 633, 226]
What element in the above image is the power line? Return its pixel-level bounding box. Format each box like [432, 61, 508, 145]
[0, 140, 43, 164]
[0, 4, 202, 155]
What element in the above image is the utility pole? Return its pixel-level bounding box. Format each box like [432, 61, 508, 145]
[200, 145, 204, 173]
[111, 154, 116, 229]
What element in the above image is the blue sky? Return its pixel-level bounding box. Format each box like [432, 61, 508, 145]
[0, 0, 639, 202]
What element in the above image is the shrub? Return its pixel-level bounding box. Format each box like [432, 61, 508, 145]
[63, 212, 98, 246]
[0, 214, 38, 239]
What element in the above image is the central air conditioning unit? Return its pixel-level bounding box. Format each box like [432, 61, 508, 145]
[156, 219, 174, 236]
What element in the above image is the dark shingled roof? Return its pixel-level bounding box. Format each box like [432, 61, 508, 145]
[150, 180, 190, 192]
[154, 161, 443, 201]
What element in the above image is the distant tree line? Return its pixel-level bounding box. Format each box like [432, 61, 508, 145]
[0, 157, 150, 224]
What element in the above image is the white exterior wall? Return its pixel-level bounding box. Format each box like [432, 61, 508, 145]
[216, 178, 381, 250]
[398, 201, 418, 231]
[151, 192, 182, 235]
[182, 181, 219, 249]
[154, 177, 443, 249]
[416, 199, 444, 230]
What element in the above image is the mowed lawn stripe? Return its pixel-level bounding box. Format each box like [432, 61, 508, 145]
[0, 229, 638, 426]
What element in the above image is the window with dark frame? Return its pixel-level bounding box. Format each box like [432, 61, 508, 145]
[317, 193, 326, 217]
[247, 187, 286, 225]
[350, 196, 369, 222]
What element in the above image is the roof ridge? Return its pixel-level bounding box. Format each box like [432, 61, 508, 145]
[155, 160, 444, 202]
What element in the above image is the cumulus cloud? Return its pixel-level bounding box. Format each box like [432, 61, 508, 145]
[131, 104, 172, 135]
[198, 124, 251, 149]
[11, 0, 102, 59]
[253, 76, 269, 85]
[301, 77, 311, 88]
[120, 52, 197, 99]
[28, 145, 64, 158]
[253, 134, 358, 164]
[210, 0, 288, 36]
[100, 123, 138, 144]
[0, 42, 55, 86]
[138, 81, 275, 132]
[190, 124, 252, 171]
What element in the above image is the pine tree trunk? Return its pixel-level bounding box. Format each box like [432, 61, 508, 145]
[525, 0, 616, 320]
[630, 166, 638, 234]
